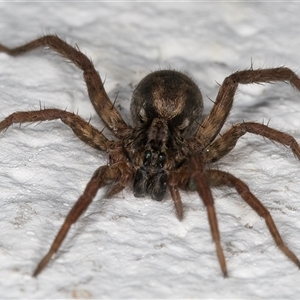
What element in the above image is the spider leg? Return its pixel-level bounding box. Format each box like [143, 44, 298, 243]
[207, 169, 300, 269]
[167, 167, 196, 221]
[0, 108, 113, 151]
[168, 167, 192, 220]
[203, 122, 300, 163]
[189, 155, 228, 277]
[33, 163, 129, 277]
[198, 67, 300, 145]
[168, 180, 184, 220]
[0, 35, 131, 138]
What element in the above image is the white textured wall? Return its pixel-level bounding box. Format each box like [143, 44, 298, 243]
[0, 2, 300, 299]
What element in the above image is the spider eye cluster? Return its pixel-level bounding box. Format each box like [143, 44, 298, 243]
[143, 150, 166, 168]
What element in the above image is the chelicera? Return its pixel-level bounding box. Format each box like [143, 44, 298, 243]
[0, 35, 300, 277]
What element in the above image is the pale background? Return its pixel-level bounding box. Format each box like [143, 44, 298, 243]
[0, 2, 300, 299]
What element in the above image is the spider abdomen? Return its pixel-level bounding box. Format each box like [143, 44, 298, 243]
[130, 69, 203, 138]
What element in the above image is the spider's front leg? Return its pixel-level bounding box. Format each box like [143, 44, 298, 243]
[0, 108, 131, 276]
[0, 35, 131, 138]
[33, 162, 131, 276]
[189, 155, 228, 277]
[198, 67, 300, 145]
[207, 169, 300, 270]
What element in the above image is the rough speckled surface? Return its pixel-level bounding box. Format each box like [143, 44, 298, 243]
[0, 2, 300, 299]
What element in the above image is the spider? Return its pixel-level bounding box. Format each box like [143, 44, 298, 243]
[0, 35, 300, 278]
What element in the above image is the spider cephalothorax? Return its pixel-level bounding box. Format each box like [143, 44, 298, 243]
[0, 35, 300, 278]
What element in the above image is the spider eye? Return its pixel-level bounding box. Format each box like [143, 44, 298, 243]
[143, 150, 152, 165]
[158, 153, 166, 167]
[144, 150, 151, 160]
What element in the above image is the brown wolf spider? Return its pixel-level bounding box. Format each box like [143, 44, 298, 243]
[0, 35, 300, 278]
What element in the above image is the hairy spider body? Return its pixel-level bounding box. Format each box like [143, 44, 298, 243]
[126, 70, 203, 201]
[0, 35, 300, 278]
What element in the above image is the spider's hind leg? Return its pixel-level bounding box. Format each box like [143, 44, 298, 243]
[197, 67, 300, 146]
[0, 35, 131, 138]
